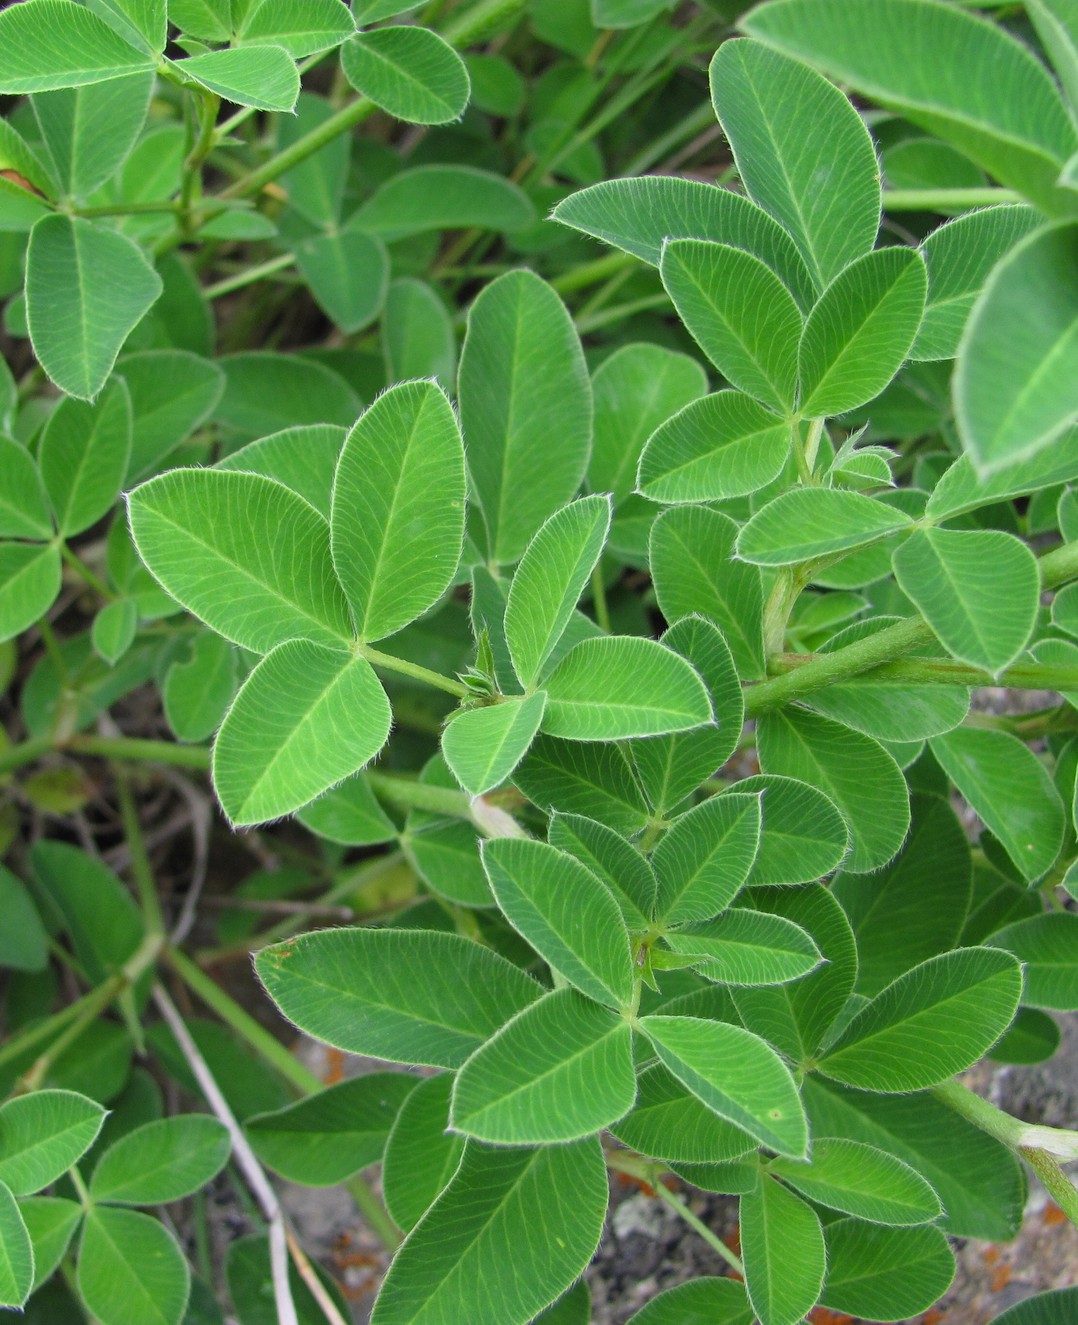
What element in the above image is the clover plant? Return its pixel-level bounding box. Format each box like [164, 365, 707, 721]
[2, 0, 1078, 1322]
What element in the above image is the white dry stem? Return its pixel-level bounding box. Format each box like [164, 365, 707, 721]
[152, 985, 300, 1325]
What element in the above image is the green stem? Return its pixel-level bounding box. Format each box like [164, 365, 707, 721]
[883, 186, 1020, 210]
[8, 932, 163, 1084]
[576, 292, 669, 333]
[933, 1080, 1078, 1228]
[1039, 538, 1078, 591]
[68, 1165, 92, 1212]
[357, 643, 471, 698]
[179, 91, 221, 235]
[621, 100, 715, 175]
[205, 252, 296, 300]
[166, 946, 322, 1096]
[116, 769, 165, 937]
[744, 619, 935, 716]
[0, 734, 212, 777]
[60, 543, 113, 600]
[605, 1150, 744, 1274]
[1021, 1146, 1078, 1228]
[768, 652, 1078, 693]
[366, 770, 473, 819]
[550, 252, 634, 297]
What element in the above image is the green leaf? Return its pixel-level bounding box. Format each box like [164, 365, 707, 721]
[370, 1139, 608, 1325]
[956, 222, 1078, 475]
[450, 989, 635, 1143]
[733, 884, 858, 1063]
[32, 72, 153, 200]
[552, 176, 816, 307]
[737, 488, 913, 566]
[225, 1231, 349, 1324]
[292, 226, 388, 333]
[383, 1074, 464, 1233]
[163, 632, 236, 743]
[127, 469, 352, 652]
[736, 776, 849, 886]
[652, 793, 761, 924]
[819, 1219, 955, 1321]
[481, 838, 635, 1008]
[171, 46, 300, 111]
[383, 279, 456, 387]
[214, 351, 359, 441]
[0, 542, 59, 645]
[90, 1116, 229, 1204]
[26, 214, 161, 399]
[0, 1, 154, 92]
[927, 432, 1078, 520]
[1029, 0, 1078, 109]
[742, 0, 1078, 214]
[548, 812, 656, 929]
[354, 165, 535, 241]
[804, 1076, 1024, 1240]
[994, 1290, 1078, 1325]
[212, 640, 391, 825]
[931, 727, 1066, 882]
[893, 527, 1039, 674]
[710, 38, 880, 288]
[20, 1196, 80, 1292]
[611, 1064, 756, 1164]
[92, 596, 137, 664]
[660, 240, 801, 413]
[256, 928, 540, 1068]
[119, 349, 224, 481]
[627, 1279, 754, 1325]
[913, 204, 1040, 361]
[0, 865, 48, 973]
[798, 248, 927, 417]
[666, 908, 821, 986]
[39, 379, 131, 537]
[275, 92, 347, 227]
[505, 495, 611, 687]
[640, 1016, 807, 1157]
[78, 1206, 189, 1325]
[629, 615, 745, 815]
[332, 379, 465, 641]
[650, 506, 765, 678]
[459, 269, 591, 565]
[769, 1139, 941, 1225]
[245, 1074, 415, 1185]
[542, 636, 712, 740]
[295, 772, 396, 845]
[215, 423, 345, 519]
[990, 912, 1078, 1010]
[757, 707, 910, 872]
[0, 1092, 105, 1196]
[0, 1182, 32, 1310]
[990, 1005, 1061, 1064]
[29, 841, 142, 983]
[236, 0, 354, 55]
[342, 27, 469, 124]
[740, 1175, 825, 1325]
[590, 344, 707, 503]
[442, 693, 547, 796]
[84, 0, 167, 53]
[638, 391, 790, 504]
[0, 436, 51, 539]
[833, 791, 971, 997]
[513, 734, 650, 834]
[819, 947, 1023, 1091]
